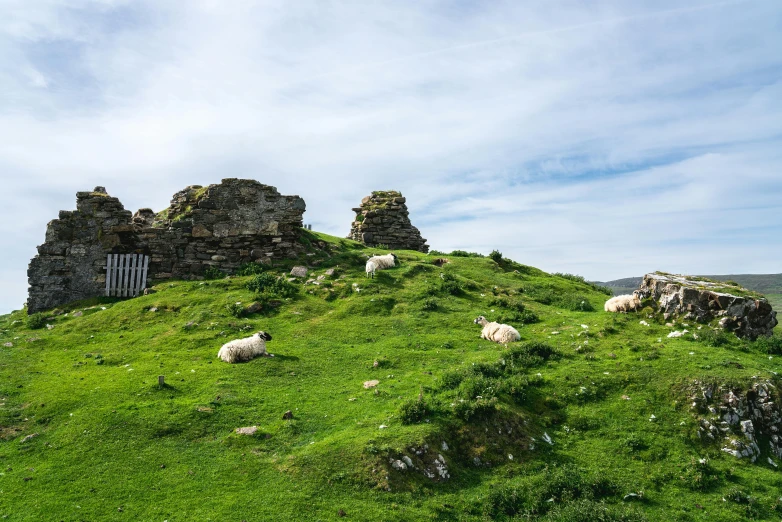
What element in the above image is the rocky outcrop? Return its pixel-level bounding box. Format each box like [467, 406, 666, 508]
[638, 273, 777, 339]
[28, 179, 306, 313]
[688, 380, 782, 464]
[348, 191, 428, 253]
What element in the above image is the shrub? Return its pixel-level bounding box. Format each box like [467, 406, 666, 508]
[27, 313, 46, 330]
[489, 296, 526, 313]
[752, 334, 782, 355]
[399, 396, 428, 424]
[680, 457, 721, 491]
[459, 375, 498, 400]
[439, 370, 466, 390]
[558, 294, 595, 312]
[439, 273, 464, 296]
[698, 328, 731, 347]
[449, 250, 483, 258]
[226, 302, 245, 318]
[203, 266, 226, 280]
[246, 273, 298, 298]
[235, 263, 264, 276]
[421, 298, 438, 311]
[489, 250, 503, 263]
[453, 397, 497, 421]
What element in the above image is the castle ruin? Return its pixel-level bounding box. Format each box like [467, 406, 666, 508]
[27, 179, 306, 313]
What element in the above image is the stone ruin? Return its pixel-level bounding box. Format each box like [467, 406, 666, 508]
[688, 379, 782, 464]
[28, 179, 306, 313]
[348, 191, 429, 253]
[638, 272, 777, 339]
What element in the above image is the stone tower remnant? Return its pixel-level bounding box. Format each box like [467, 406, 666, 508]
[348, 191, 429, 253]
[28, 179, 306, 314]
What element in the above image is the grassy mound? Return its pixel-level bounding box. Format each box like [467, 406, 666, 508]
[1, 232, 780, 520]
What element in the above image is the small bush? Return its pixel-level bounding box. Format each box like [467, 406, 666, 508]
[680, 457, 721, 491]
[489, 250, 503, 263]
[226, 302, 245, 318]
[459, 375, 498, 401]
[489, 296, 526, 313]
[439, 273, 464, 296]
[439, 370, 466, 390]
[246, 273, 298, 298]
[699, 328, 731, 347]
[235, 263, 264, 276]
[453, 397, 497, 421]
[421, 298, 439, 311]
[203, 266, 226, 280]
[752, 334, 782, 355]
[27, 313, 47, 330]
[399, 396, 428, 425]
[558, 294, 595, 312]
[449, 250, 483, 258]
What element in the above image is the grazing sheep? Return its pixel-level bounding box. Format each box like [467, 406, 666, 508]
[473, 316, 520, 344]
[217, 331, 272, 363]
[365, 253, 398, 278]
[604, 291, 642, 313]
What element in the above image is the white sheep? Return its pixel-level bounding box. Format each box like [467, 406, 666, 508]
[365, 253, 398, 278]
[217, 331, 272, 363]
[473, 316, 520, 344]
[604, 291, 642, 313]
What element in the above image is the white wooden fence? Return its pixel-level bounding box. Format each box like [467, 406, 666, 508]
[105, 254, 149, 297]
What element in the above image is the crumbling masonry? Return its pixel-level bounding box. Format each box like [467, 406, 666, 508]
[27, 179, 306, 313]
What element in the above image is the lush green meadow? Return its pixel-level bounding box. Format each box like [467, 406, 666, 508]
[1, 233, 781, 521]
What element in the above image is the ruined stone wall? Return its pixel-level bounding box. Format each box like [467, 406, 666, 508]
[348, 191, 429, 253]
[28, 179, 306, 313]
[638, 273, 777, 339]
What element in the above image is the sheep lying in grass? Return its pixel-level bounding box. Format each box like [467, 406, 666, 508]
[604, 291, 642, 313]
[473, 316, 520, 344]
[217, 331, 272, 363]
[366, 253, 398, 278]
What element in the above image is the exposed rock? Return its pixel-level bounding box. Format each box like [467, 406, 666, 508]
[289, 266, 308, 278]
[21, 433, 39, 443]
[348, 190, 428, 252]
[688, 379, 782, 463]
[244, 302, 263, 315]
[235, 426, 259, 435]
[28, 179, 307, 313]
[638, 273, 777, 339]
[363, 380, 380, 389]
[282, 410, 293, 420]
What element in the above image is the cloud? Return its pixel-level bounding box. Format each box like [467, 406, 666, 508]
[0, 0, 780, 313]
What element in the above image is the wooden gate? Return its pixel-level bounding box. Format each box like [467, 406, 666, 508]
[105, 254, 149, 297]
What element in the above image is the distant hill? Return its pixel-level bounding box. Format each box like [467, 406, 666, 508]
[596, 273, 782, 310]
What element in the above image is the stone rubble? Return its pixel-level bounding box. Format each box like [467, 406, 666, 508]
[348, 191, 428, 252]
[689, 380, 782, 463]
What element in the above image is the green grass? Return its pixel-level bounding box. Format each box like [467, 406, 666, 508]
[1, 234, 781, 520]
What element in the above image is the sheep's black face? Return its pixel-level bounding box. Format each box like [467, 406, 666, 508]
[473, 316, 485, 324]
[257, 331, 272, 341]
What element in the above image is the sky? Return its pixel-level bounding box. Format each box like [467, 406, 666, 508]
[1, 0, 781, 314]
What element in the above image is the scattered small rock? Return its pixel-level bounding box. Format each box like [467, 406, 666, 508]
[2, 342, 12, 348]
[621, 395, 631, 400]
[379, 424, 388, 429]
[363, 380, 380, 389]
[290, 266, 308, 278]
[149, 307, 158, 312]
[282, 410, 293, 420]
[244, 302, 263, 314]
[143, 288, 156, 295]
[21, 433, 39, 443]
[235, 426, 259, 435]
[338, 509, 346, 517]
[639, 320, 649, 326]
[72, 311, 83, 317]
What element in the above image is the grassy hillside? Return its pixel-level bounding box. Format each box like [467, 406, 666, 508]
[1, 234, 781, 521]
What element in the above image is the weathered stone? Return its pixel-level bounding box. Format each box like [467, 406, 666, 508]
[638, 273, 777, 339]
[244, 302, 263, 314]
[28, 179, 308, 313]
[348, 190, 428, 253]
[290, 266, 308, 278]
[235, 426, 259, 435]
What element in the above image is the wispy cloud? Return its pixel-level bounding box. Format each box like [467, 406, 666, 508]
[0, 0, 780, 312]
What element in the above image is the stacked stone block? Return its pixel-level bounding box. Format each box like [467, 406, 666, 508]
[348, 191, 429, 253]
